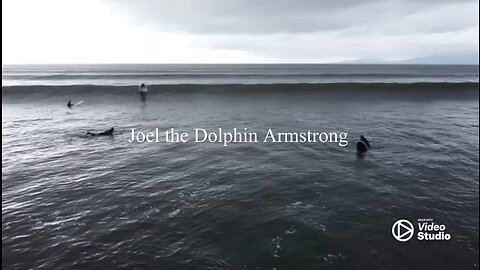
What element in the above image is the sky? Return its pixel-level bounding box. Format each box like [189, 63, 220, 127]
[2, 0, 479, 64]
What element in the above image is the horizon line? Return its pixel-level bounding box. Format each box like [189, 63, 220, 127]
[3, 62, 479, 66]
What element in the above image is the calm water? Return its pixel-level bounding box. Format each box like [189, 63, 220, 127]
[2, 64, 479, 270]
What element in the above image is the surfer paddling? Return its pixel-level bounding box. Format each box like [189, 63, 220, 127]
[67, 100, 84, 108]
[139, 83, 148, 102]
[86, 127, 115, 137]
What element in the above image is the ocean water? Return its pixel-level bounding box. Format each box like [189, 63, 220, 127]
[2, 64, 479, 270]
[2, 64, 479, 86]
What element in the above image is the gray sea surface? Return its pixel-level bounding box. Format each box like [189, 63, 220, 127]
[2, 64, 479, 270]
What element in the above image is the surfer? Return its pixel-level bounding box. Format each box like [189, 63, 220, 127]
[360, 135, 370, 148]
[67, 100, 84, 108]
[139, 83, 148, 102]
[356, 141, 368, 155]
[356, 135, 370, 156]
[86, 127, 114, 137]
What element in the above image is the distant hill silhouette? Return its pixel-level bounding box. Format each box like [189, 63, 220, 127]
[340, 54, 479, 65]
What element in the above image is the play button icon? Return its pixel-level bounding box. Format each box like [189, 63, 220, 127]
[392, 219, 414, 242]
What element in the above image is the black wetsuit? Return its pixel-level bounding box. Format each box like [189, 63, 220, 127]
[67, 101, 73, 109]
[360, 136, 371, 148]
[357, 141, 368, 154]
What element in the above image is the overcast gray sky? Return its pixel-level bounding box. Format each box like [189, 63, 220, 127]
[2, 0, 479, 64]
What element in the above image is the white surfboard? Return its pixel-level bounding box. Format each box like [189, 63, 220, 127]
[74, 100, 84, 106]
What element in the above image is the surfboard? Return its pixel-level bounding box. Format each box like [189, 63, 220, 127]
[74, 100, 84, 106]
[356, 141, 368, 153]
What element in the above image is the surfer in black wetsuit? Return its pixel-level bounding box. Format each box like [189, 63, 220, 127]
[86, 127, 114, 136]
[360, 135, 370, 148]
[139, 83, 148, 102]
[67, 100, 73, 109]
[356, 135, 370, 156]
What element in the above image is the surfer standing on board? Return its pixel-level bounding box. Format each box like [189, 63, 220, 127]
[139, 83, 148, 102]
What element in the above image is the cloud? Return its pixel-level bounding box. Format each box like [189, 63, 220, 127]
[96, 0, 479, 63]
[188, 27, 478, 62]
[2, 0, 478, 63]
[103, 0, 478, 35]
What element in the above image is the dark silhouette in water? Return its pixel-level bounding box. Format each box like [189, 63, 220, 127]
[139, 83, 148, 102]
[86, 127, 114, 137]
[67, 100, 73, 109]
[356, 135, 371, 156]
[360, 135, 371, 148]
[356, 141, 368, 156]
